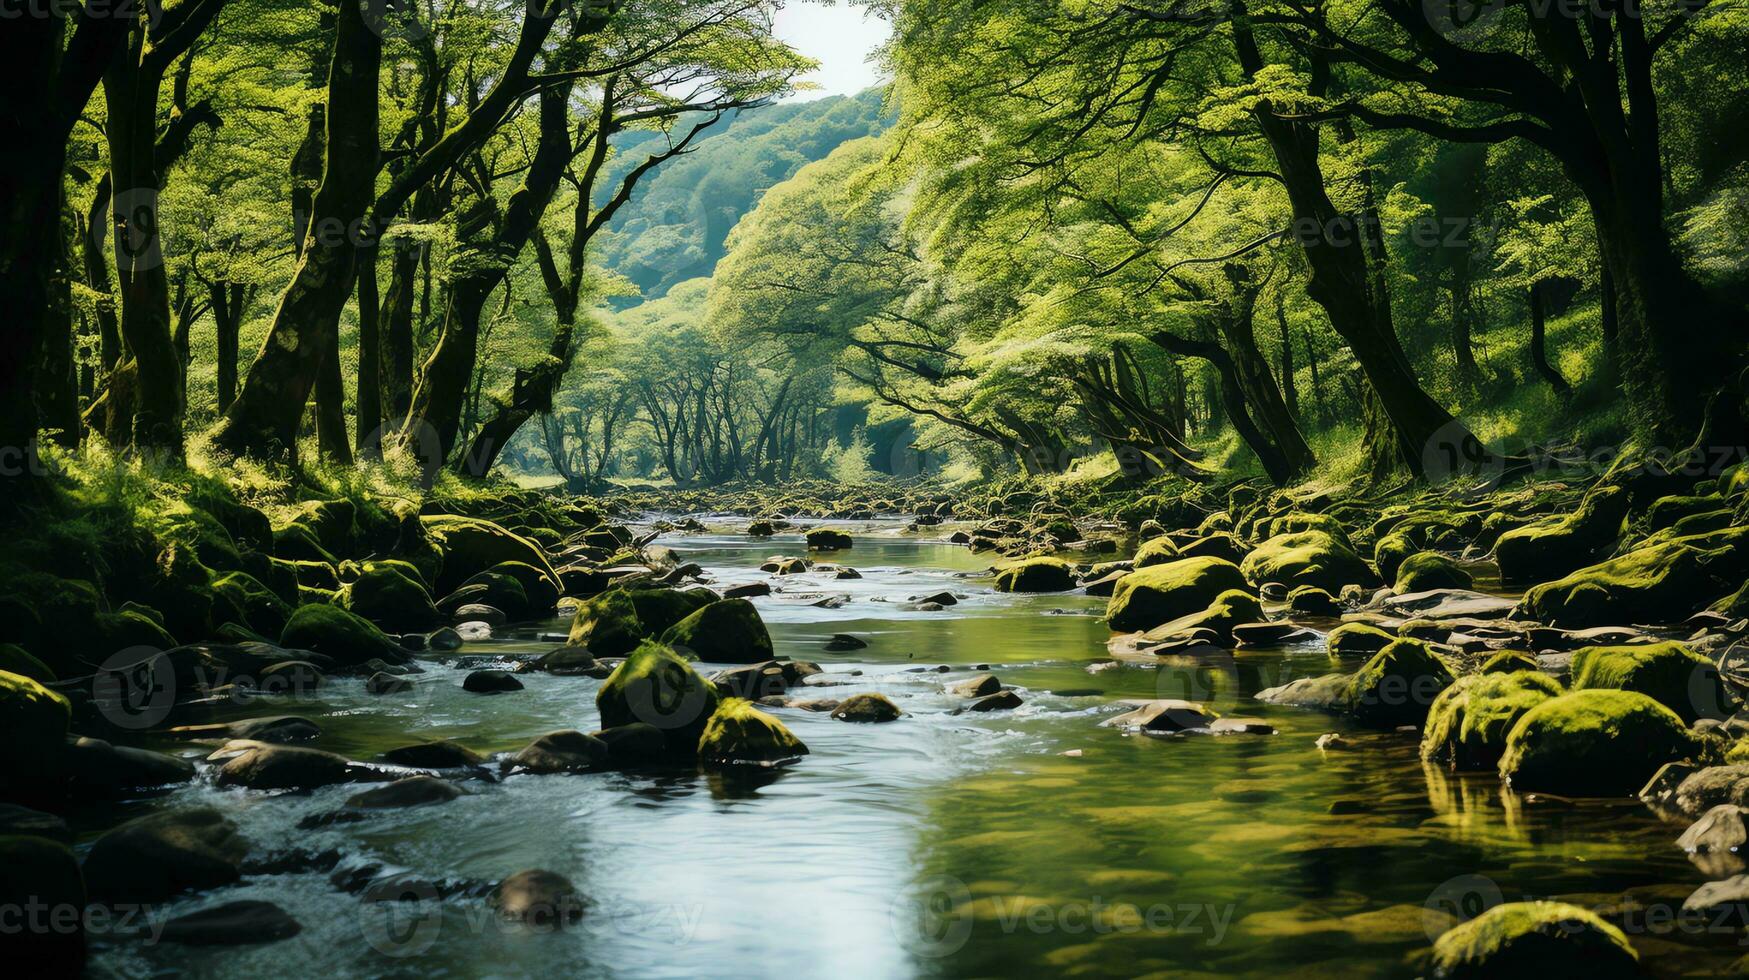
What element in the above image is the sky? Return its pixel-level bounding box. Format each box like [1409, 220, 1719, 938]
[773, 2, 893, 101]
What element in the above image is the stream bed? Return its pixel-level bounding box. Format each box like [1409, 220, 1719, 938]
[79, 523, 1740, 978]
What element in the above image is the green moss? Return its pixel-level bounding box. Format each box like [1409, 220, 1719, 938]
[477, 560, 560, 616]
[1346, 638, 1455, 728]
[993, 557, 1077, 593]
[1498, 689, 1701, 796]
[1481, 651, 1541, 675]
[1569, 641, 1727, 723]
[698, 698, 809, 765]
[280, 603, 407, 667]
[805, 527, 853, 550]
[1519, 527, 1749, 628]
[454, 569, 530, 618]
[91, 608, 178, 658]
[1372, 530, 1419, 583]
[1133, 536, 1180, 568]
[1105, 557, 1250, 633]
[0, 645, 54, 684]
[596, 641, 721, 754]
[1494, 485, 1629, 584]
[830, 692, 903, 723]
[0, 670, 71, 804]
[567, 589, 645, 656]
[1142, 589, 1264, 645]
[1326, 622, 1395, 659]
[343, 563, 443, 632]
[211, 572, 293, 638]
[1286, 585, 1341, 617]
[660, 598, 774, 663]
[1394, 551, 1472, 593]
[1428, 901, 1639, 979]
[624, 588, 715, 636]
[421, 514, 561, 596]
[272, 521, 337, 564]
[1262, 512, 1353, 548]
[1422, 671, 1563, 770]
[1176, 532, 1245, 563]
[1239, 531, 1376, 592]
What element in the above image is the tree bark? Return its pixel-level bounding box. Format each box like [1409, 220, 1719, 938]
[1527, 281, 1572, 399]
[209, 0, 380, 461]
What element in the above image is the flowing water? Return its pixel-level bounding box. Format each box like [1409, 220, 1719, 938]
[79, 522, 1742, 978]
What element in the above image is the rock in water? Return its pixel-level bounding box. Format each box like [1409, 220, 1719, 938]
[1240, 531, 1376, 593]
[215, 744, 354, 790]
[508, 731, 610, 774]
[566, 589, 645, 656]
[463, 669, 524, 694]
[947, 673, 1001, 698]
[1498, 689, 1701, 797]
[345, 775, 464, 809]
[0, 669, 70, 806]
[824, 633, 867, 651]
[994, 558, 1076, 593]
[1568, 641, 1728, 723]
[830, 693, 902, 723]
[279, 604, 409, 668]
[491, 869, 584, 925]
[698, 698, 809, 765]
[967, 691, 1023, 712]
[82, 808, 250, 904]
[660, 598, 775, 664]
[64, 736, 195, 798]
[159, 900, 302, 946]
[1346, 639, 1454, 728]
[805, 528, 853, 551]
[1100, 699, 1220, 733]
[381, 740, 484, 769]
[1421, 672, 1563, 771]
[596, 641, 721, 755]
[365, 671, 412, 695]
[1394, 552, 1472, 593]
[1105, 557, 1250, 633]
[1427, 901, 1640, 979]
[0, 834, 86, 972]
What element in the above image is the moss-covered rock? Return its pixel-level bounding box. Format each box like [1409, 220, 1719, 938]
[1494, 485, 1630, 584]
[0, 670, 70, 805]
[1140, 589, 1265, 646]
[1240, 531, 1376, 593]
[81, 807, 249, 904]
[805, 527, 853, 551]
[1347, 639, 1455, 728]
[1105, 557, 1250, 633]
[993, 557, 1076, 593]
[272, 521, 337, 564]
[1518, 528, 1749, 628]
[566, 588, 644, 656]
[1286, 585, 1341, 618]
[1256, 671, 1353, 712]
[1422, 671, 1564, 770]
[1176, 533, 1246, 564]
[211, 572, 293, 638]
[1326, 622, 1395, 659]
[1481, 651, 1541, 675]
[472, 560, 560, 618]
[421, 515, 561, 597]
[0, 644, 54, 684]
[596, 641, 721, 754]
[1394, 552, 1472, 593]
[1569, 641, 1729, 723]
[698, 697, 809, 765]
[1133, 536, 1180, 568]
[1427, 901, 1640, 979]
[1499, 689, 1701, 796]
[279, 604, 408, 668]
[830, 692, 902, 723]
[624, 588, 716, 635]
[1372, 530, 1419, 585]
[660, 598, 774, 664]
[0, 834, 87, 973]
[342, 563, 443, 633]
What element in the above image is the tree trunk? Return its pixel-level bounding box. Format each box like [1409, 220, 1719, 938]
[1275, 297, 1298, 419]
[1152, 331, 1296, 486]
[209, 0, 380, 461]
[380, 239, 419, 420]
[1527, 281, 1572, 399]
[355, 247, 382, 457]
[209, 280, 244, 412]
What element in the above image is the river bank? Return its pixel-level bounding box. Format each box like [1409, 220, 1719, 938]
[4, 455, 1749, 976]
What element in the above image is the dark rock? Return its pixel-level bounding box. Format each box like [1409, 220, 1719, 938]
[1100, 699, 1219, 733]
[64, 736, 194, 798]
[947, 673, 1001, 698]
[158, 900, 301, 946]
[508, 730, 610, 774]
[723, 581, 772, 599]
[966, 690, 1023, 712]
[454, 603, 507, 626]
[381, 740, 484, 769]
[593, 723, 668, 769]
[427, 626, 463, 651]
[0, 803, 69, 842]
[712, 663, 788, 699]
[365, 671, 412, 695]
[830, 692, 902, 722]
[215, 744, 354, 790]
[0, 834, 86, 972]
[462, 669, 524, 694]
[824, 633, 867, 651]
[345, 775, 464, 809]
[918, 591, 958, 606]
[82, 807, 249, 903]
[491, 869, 584, 925]
[1677, 804, 1749, 878]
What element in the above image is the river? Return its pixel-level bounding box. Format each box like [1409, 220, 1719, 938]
[79, 521, 1734, 978]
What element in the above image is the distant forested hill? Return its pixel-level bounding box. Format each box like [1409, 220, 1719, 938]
[595, 88, 893, 302]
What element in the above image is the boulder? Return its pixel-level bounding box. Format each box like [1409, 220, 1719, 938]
[947, 673, 1002, 698]
[1132, 537, 1179, 568]
[214, 744, 354, 790]
[1105, 557, 1250, 633]
[747, 520, 776, 536]
[1325, 622, 1395, 659]
[1569, 641, 1730, 723]
[1421, 672, 1564, 771]
[533, 646, 600, 676]
[824, 633, 868, 651]
[1257, 672, 1353, 712]
[1177, 533, 1246, 564]
[0, 834, 87, 972]
[1240, 531, 1376, 593]
[1427, 901, 1640, 979]
[831, 692, 902, 722]
[660, 598, 775, 664]
[993, 558, 1077, 593]
[342, 563, 443, 633]
[1346, 639, 1455, 728]
[1517, 528, 1749, 628]
[1677, 804, 1749, 877]
[0, 669, 70, 805]
[211, 572, 294, 638]
[1394, 552, 1472, 593]
[698, 698, 809, 765]
[566, 589, 644, 656]
[593, 723, 669, 769]
[967, 690, 1023, 712]
[158, 900, 301, 946]
[1100, 699, 1220, 733]
[64, 736, 195, 798]
[1481, 651, 1542, 675]
[381, 740, 483, 769]
[463, 669, 524, 694]
[279, 604, 408, 668]
[81, 808, 249, 904]
[596, 642, 720, 754]
[1133, 589, 1263, 647]
[805, 528, 853, 551]
[1499, 689, 1702, 796]
[0, 803, 69, 841]
[345, 775, 464, 809]
[365, 671, 411, 695]
[1287, 585, 1342, 618]
[471, 560, 561, 618]
[509, 730, 611, 774]
[1494, 486, 1631, 584]
[1372, 530, 1419, 585]
[491, 869, 584, 925]
[420, 515, 561, 597]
